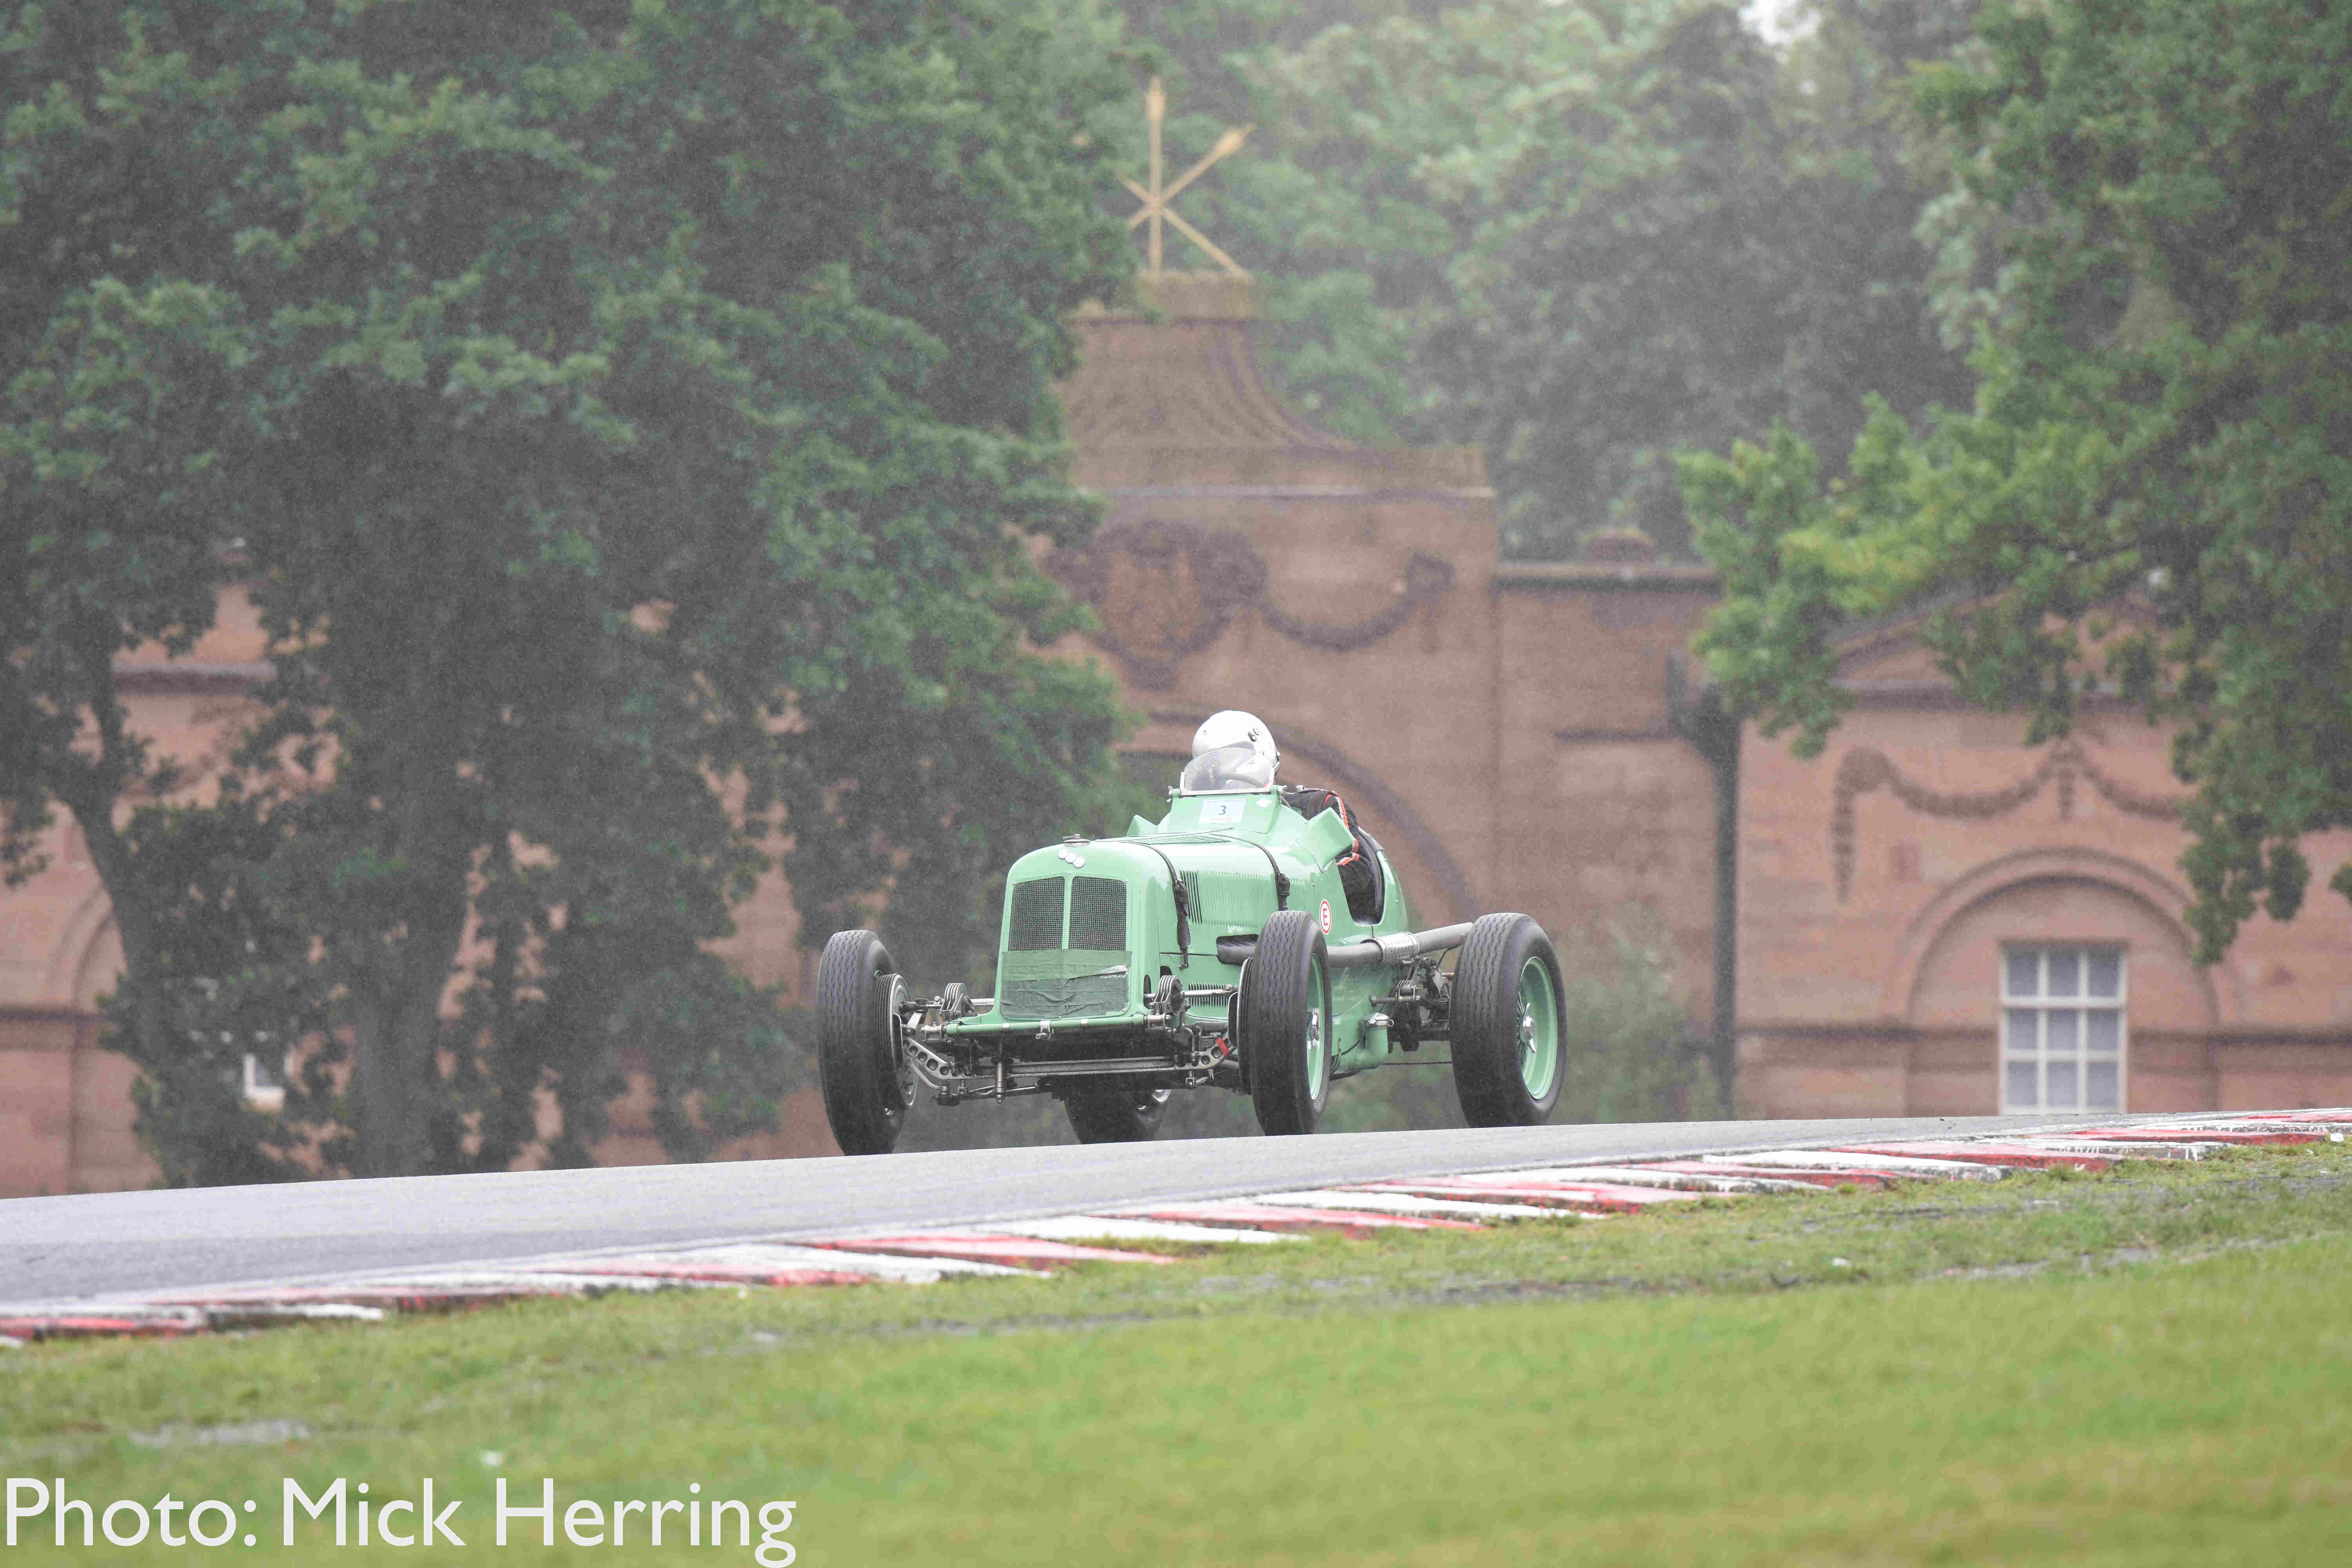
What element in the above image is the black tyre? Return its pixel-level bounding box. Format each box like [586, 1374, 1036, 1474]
[1240, 909, 1332, 1136]
[1063, 1085, 1172, 1143]
[817, 929, 911, 1155]
[1448, 913, 1567, 1127]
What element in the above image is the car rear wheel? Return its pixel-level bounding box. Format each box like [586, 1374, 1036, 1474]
[1240, 909, 1332, 1136]
[817, 929, 912, 1155]
[1063, 1086, 1172, 1143]
[1448, 913, 1566, 1127]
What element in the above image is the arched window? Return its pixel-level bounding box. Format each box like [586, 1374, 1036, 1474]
[1897, 855, 2220, 1117]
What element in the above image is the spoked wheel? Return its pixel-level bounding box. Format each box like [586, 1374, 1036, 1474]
[1448, 913, 1566, 1127]
[1063, 1085, 1173, 1143]
[1239, 909, 1332, 1136]
[816, 929, 913, 1155]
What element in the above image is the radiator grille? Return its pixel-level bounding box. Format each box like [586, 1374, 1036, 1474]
[1066, 877, 1128, 952]
[1007, 877, 1064, 951]
[1001, 972, 1129, 1022]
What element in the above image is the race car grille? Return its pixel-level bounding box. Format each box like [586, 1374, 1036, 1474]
[1066, 877, 1127, 952]
[1007, 877, 1063, 951]
[1001, 972, 1129, 1022]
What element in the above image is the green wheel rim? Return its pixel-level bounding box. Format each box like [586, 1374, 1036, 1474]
[1515, 956, 1561, 1101]
[1305, 957, 1328, 1099]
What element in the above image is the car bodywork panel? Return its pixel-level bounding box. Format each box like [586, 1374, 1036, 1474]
[904, 789, 1449, 1103]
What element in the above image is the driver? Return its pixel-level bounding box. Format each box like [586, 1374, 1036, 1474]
[1180, 709, 1279, 793]
[1185, 711, 1381, 922]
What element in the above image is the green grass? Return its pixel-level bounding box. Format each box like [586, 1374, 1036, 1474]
[6, 1145, 2352, 1565]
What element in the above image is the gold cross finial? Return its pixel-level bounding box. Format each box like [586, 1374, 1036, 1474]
[1123, 76, 1253, 279]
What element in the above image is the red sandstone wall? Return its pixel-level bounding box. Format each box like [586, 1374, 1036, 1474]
[1059, 485, 1505, 926]
[1737, 661, 2352, 1118]
[1054, 288, 1729, 1033]
[1488, 569, 1720, 1018]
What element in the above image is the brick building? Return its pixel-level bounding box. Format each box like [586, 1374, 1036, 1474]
[3, 275, 2347, 1194]
[1736, 620, 2352, 1118]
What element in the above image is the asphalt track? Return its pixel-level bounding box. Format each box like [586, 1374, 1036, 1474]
[0, 1114, 2138, 1307]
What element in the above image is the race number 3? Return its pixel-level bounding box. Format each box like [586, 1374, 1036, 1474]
[1319, 899, 1332, 935]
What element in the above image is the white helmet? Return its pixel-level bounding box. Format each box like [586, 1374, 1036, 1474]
[1182, 710, 1279, 792]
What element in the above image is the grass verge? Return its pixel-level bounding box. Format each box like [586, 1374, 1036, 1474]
[4, 1143, 2350, 1565]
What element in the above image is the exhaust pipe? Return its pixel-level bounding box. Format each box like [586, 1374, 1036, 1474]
[1217, 921, 1475, 970]
[1326, 921, 1475, 969]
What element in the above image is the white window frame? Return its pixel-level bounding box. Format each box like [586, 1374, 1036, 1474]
[2000, 944, 2127, 1114]
[240, 1051, 287, 1112]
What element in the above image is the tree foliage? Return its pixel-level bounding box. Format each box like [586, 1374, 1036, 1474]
[1107, 0, 1974, 557]
[1683, 0, 2352, 958]
[2, 0, 1141, 1179]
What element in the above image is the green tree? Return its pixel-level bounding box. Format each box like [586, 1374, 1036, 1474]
[1105, 0, 1975, 558]
[1683, 0, 2352, 958]
[0, 277, 240, 1078]
[2, 0, 1142, 1179]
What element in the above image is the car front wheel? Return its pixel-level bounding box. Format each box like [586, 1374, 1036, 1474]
[1240, 909, 1331, 1136]
[816, 929, 912, 1155]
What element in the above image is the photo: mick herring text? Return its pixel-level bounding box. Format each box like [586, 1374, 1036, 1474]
[6, 1477, 799, 1564]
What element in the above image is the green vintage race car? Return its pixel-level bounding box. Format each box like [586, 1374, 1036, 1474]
[815, 764, 1568, 1153]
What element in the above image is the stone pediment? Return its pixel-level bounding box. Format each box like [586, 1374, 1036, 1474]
[1059, 276, 1486, 490]
[1061, 276, 1347, 452]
